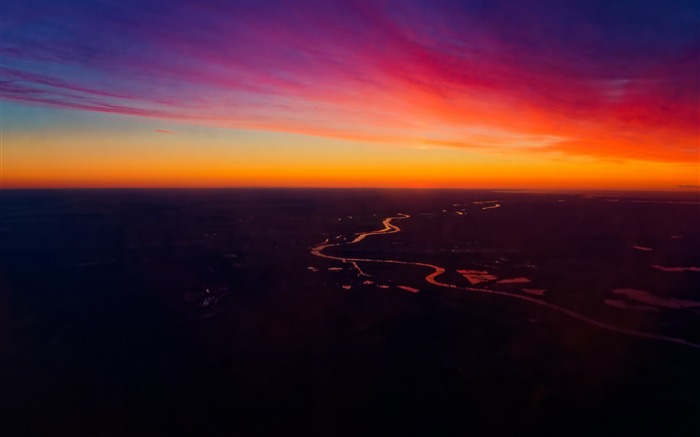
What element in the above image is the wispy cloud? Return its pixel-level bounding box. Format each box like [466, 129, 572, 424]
[1, 0, 698, 162]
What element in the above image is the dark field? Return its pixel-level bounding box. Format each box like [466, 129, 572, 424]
[1, 189, 699, 436]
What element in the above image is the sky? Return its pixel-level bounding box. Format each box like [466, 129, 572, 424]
[1, 0, 698, 190]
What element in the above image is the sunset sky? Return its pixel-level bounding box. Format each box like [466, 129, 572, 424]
[1, 0, 698, 190]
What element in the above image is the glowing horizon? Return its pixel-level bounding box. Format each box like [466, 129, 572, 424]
[1, 0, 698, 190]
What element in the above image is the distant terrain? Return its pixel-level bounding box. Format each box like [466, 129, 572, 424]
[1, 189, 699, 436]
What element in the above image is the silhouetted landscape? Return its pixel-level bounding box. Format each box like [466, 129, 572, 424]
[1, 188, 699, 436]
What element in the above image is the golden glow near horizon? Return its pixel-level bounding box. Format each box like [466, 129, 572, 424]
[1, 1, 698, 191]
[2, 108, 697, 190]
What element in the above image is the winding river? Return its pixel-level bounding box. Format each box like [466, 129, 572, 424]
[311, 214, 700, 351]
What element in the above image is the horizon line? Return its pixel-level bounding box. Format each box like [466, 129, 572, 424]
[2, 186, 699, 194]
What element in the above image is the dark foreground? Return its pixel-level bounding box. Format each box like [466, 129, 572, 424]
[1, 189, 699, 436]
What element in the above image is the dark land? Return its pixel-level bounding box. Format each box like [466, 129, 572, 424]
[1, 188, 699, 436]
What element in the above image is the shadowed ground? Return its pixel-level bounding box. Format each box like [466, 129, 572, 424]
[1, 189, 699, 436]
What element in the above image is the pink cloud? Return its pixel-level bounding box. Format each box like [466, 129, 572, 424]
[1, 0, 697, 163]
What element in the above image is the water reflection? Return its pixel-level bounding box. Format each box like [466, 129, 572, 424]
[457, 269, 497, 284]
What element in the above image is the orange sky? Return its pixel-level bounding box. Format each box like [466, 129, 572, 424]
[2, 106, 697, 190]
[1, 1, 698, 190]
